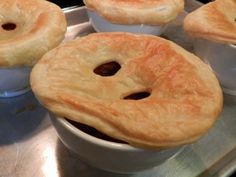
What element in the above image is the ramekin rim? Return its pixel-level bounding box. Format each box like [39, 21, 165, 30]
[54, 115, 147, 152]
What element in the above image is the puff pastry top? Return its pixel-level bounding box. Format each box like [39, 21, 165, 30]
[0, 0, 67, 67]
[84, 0, 184, 25]
[31, 32, 223, 149]
[184, 0, 236, 44]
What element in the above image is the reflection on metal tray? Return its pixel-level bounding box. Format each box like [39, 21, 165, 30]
[1, 1, 236, 177]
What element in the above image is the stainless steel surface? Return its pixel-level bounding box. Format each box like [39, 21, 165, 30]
[1, 2, 236, 177]
[185, 0, 203, 12]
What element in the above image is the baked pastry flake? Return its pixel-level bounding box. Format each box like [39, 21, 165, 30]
[184, 0, 236, 44]
[0, 0, 67, 67]
[30, 32, 223, 149]
[83, 0, 184, 25]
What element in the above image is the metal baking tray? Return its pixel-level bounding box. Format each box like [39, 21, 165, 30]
[1, 1, 236, 177]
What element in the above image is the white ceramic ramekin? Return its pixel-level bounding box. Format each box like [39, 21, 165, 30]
[0, 67, 31, 98]
[86, 10, 167, 35]
[50, 114, 183, 174]
[193, 38, 236, 96]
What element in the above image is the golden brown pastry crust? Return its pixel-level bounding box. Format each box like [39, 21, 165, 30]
[0, 0, 67, 67]
[84, 0, 184, 25]
[31, 32, 223, 149]
[184, 0, 236, 44]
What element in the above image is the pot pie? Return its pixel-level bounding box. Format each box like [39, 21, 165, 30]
[31, 32, 223, 149]
[0, 0, 67, 67]
[83, 0, 185, 25]
[183, 0, 236, 44]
